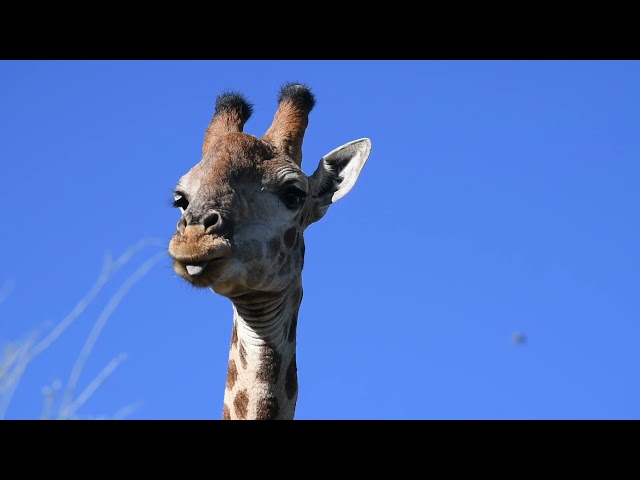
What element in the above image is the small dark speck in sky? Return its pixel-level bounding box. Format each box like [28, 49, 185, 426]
[512, 332, 527, 345]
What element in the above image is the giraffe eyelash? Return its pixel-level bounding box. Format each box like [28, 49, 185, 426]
[172, 191, 189, 210]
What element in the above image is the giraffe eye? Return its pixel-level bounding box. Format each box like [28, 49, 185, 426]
[281, 186, 306, 209]
[173, 193, 189, 211]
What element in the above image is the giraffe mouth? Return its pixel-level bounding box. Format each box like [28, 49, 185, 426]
[182, 256, 229, 277]
[172, 254, 231, 287]
[169, 238, 233, 287]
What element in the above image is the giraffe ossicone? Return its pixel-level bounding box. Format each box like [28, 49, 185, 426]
[168, 82, 371, 419]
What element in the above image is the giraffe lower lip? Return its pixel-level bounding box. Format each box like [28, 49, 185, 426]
[186, 262, 209, 276]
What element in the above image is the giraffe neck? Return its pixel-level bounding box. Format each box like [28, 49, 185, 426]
[222, 279, 302, 420]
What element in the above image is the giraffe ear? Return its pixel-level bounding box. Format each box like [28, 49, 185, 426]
[308, 138, 371, 222]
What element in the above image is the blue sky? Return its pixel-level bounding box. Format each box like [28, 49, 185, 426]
[1, 60, 638, 420]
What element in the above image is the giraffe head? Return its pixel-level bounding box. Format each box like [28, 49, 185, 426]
[168, 83, 371, 297]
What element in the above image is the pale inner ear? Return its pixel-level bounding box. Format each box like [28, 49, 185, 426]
[310, 138, 371, 203]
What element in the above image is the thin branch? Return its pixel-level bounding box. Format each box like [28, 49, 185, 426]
[0, 343, 20, 384]
[0, 238, 164, 419]
[58, 353, 127, 419]
[39, 379, 61, 420]
[58, 250, 166, 417]
[30, 238, 162, 360]
[0, 334, 38, 418]
[112, 401, 145, 420]
[0, 339, 32, 393]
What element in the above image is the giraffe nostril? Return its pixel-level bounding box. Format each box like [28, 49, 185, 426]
[203, 210, 224, 233]
[177, 216, 187, 234]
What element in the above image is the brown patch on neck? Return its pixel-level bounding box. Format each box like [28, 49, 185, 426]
[285, 355, 298, 400]
[256, 345, 282, 384]
[288, 311, 298, 343]
[231, 322, 238, 348]
[239, 342, 247, 369]
[255, 396, 280, 420]
[226, 359, 238, 390]
[233, 389, 249, 419]
[222, 403, 231, 420]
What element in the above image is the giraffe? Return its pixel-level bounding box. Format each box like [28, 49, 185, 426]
[168, 83, 371, 419]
